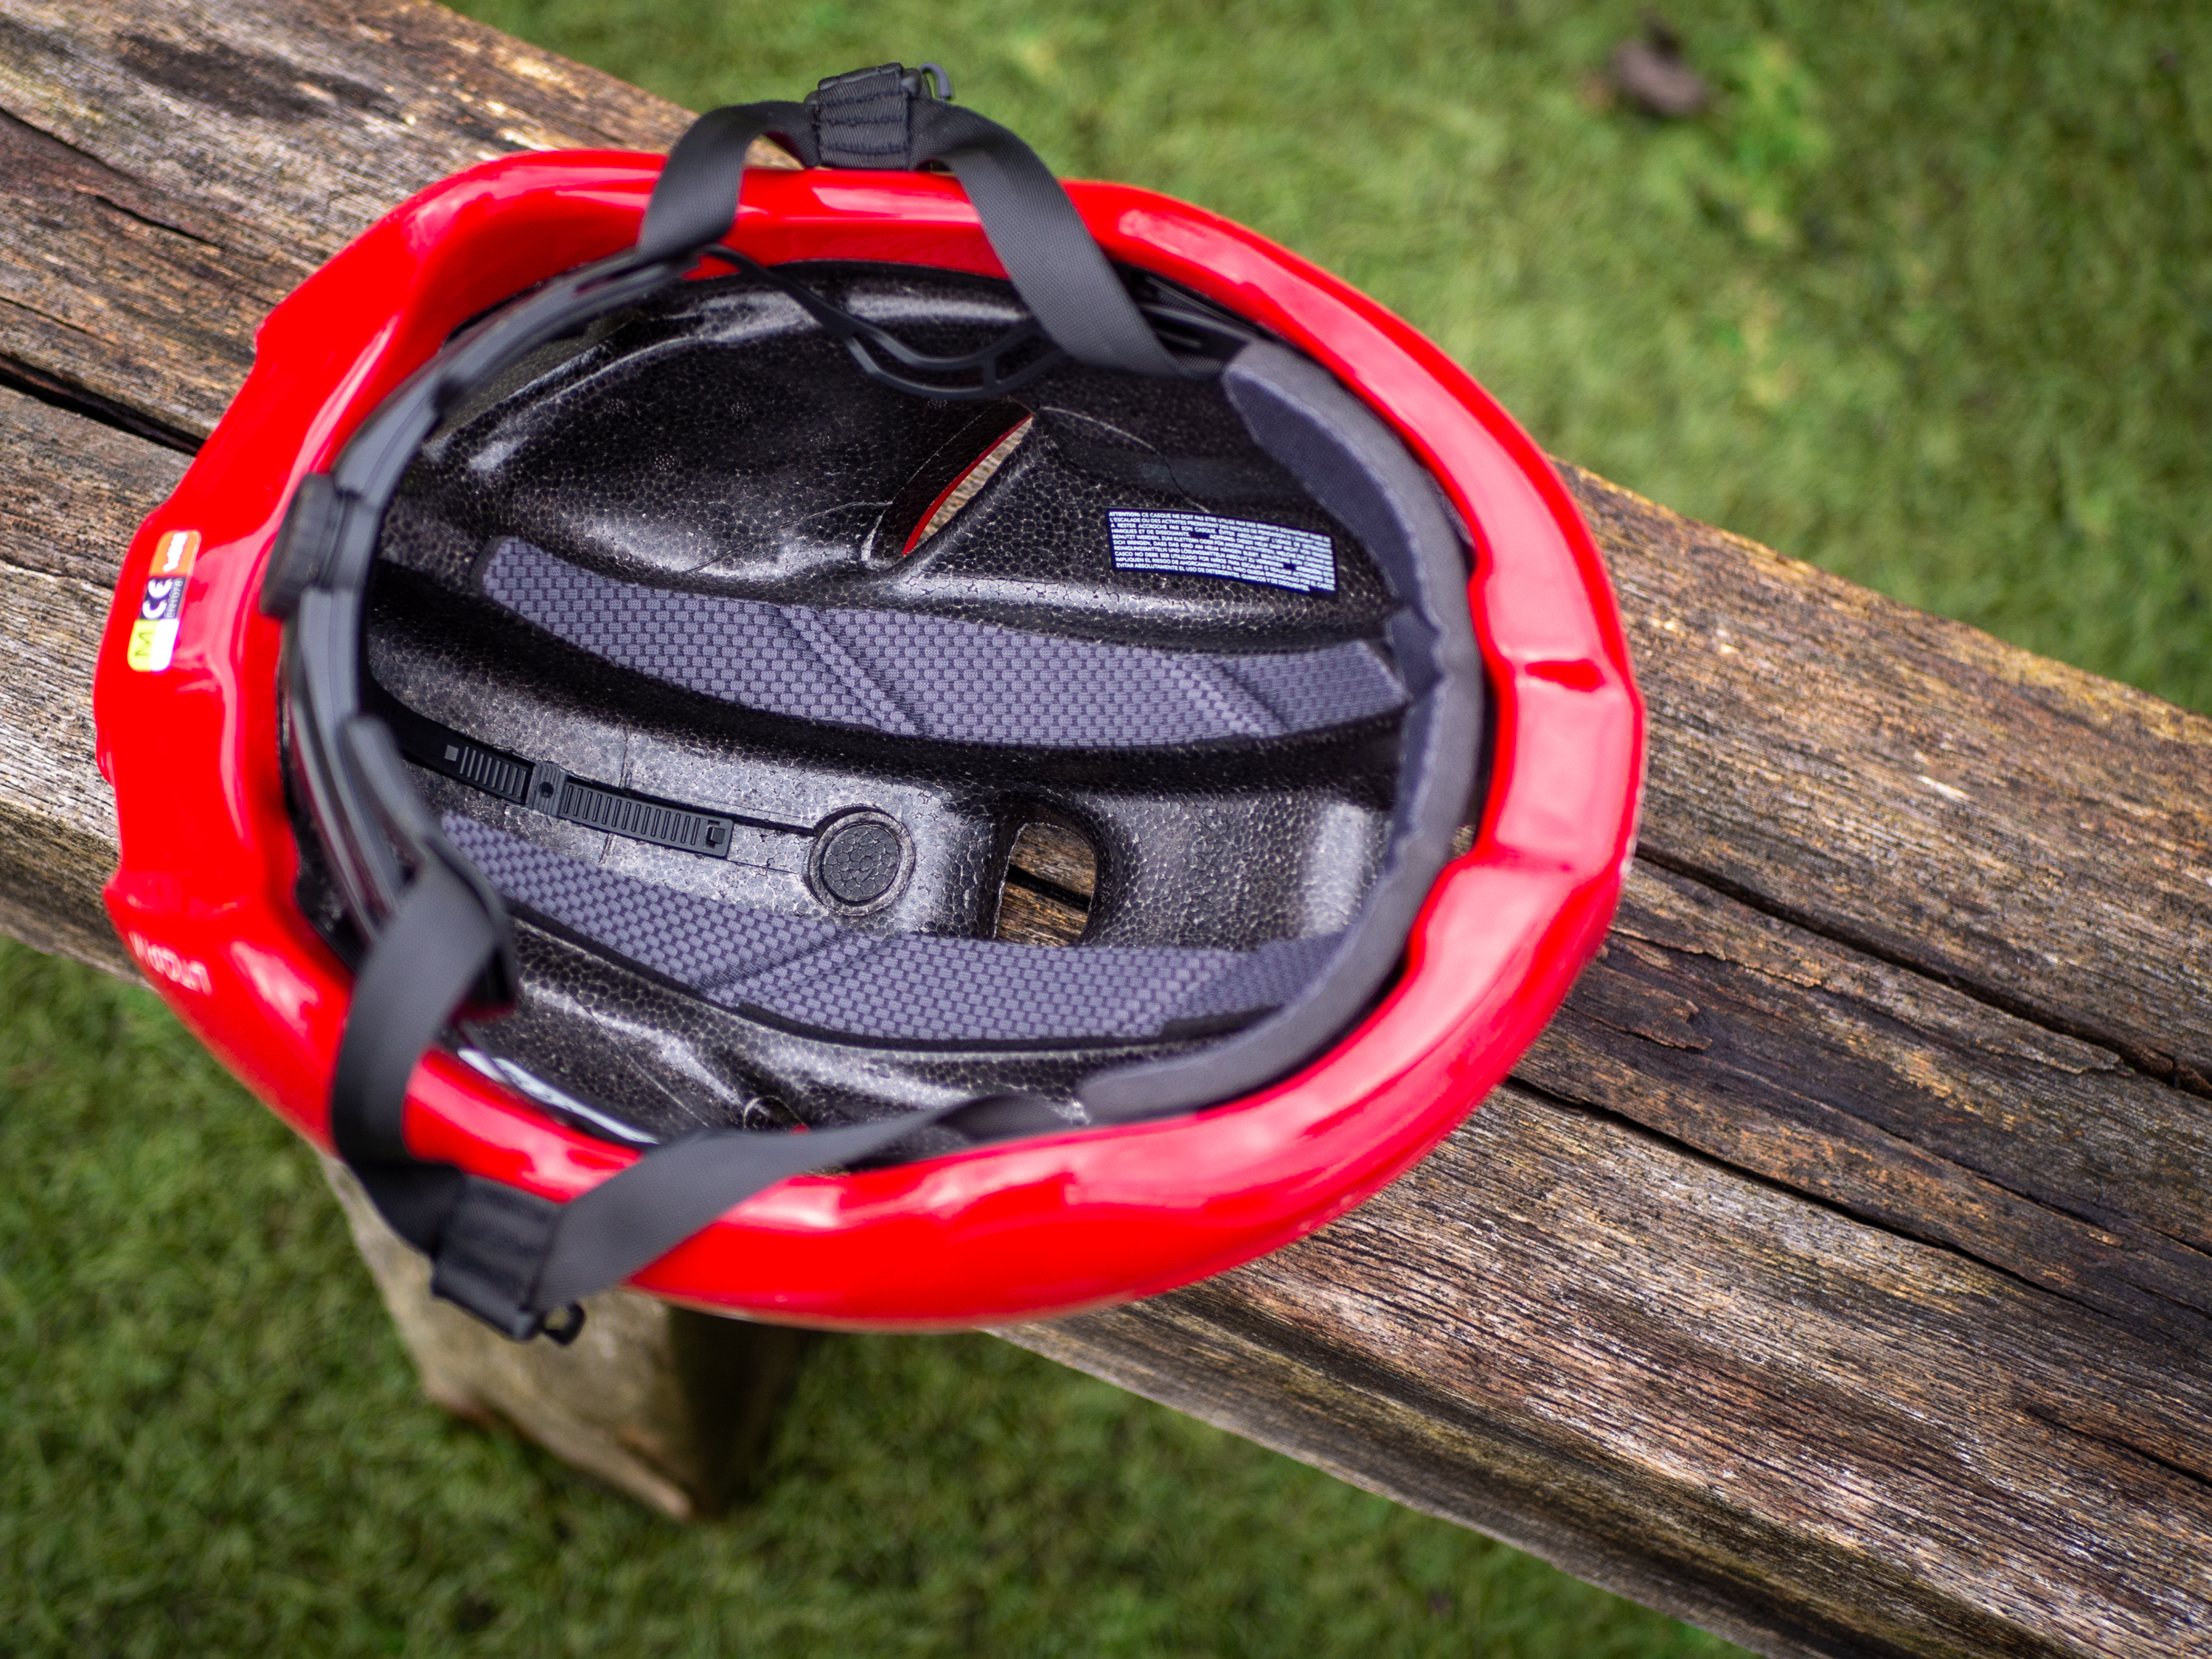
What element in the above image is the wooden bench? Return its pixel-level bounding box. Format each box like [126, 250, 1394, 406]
[6, 4, 2209, 1653]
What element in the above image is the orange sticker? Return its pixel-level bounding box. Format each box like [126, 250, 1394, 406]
[127, 529, 200, 672]
[150, 528, 199, 578]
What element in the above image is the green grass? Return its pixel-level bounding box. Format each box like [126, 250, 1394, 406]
[0, 940, 1736, 1656]
[10, 2, 2206, 1653]
[456, 0, 2212, 710]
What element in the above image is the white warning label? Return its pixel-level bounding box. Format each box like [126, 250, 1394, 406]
[1107, 511, 1335, 594]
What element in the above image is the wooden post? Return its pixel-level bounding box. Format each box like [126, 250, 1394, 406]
[321, 1158, 809, 1520]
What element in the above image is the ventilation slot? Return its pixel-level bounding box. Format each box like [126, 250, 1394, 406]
[991, 819, 1098, 946]
[883, 405, 1034, 557]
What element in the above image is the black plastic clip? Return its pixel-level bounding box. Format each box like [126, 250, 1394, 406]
[538, 1304, 587, 1346]
[260, 473, 348, 619]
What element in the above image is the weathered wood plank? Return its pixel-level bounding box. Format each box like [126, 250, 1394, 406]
[1011, 860, 2212, 1659]
[0, 0, 689, 440]
[0, 385, 178, 973]
[4, 6, 2211, 1655]
[1580, 469, 2212, 1093]
[1009, 1080, 2212, 1659]
[1536, 864, 2212, 1345]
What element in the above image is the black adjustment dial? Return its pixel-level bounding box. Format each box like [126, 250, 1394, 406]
[817, 815, 905, 908]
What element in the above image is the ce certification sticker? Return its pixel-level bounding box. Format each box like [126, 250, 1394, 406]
[127, 529, 199, 672]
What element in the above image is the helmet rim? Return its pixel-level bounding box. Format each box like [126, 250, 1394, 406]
[94, 150, 1643, 1327]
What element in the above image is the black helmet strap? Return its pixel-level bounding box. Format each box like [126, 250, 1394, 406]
[639, 64, 1186, 379]
[330, 846, 1073, 1343]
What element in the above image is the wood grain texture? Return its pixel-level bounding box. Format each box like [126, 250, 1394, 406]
[324, 1157, 810, 1520]
[3, 6, 2210, 1654]
[992, 820, 1096, 945]
[0, 385, 179, 973]
[1576, 466, 2212, 1094]
[0, 0, 690, 442]
[1535, 867, 2212, 1346]
[1006, 1079, 2212, 1659]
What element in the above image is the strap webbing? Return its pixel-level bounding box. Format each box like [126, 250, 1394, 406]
[636, 101, 813, 265]
[904, 94, 1183, 376]
[329, 852, 1074, 1338]
[533, 1104, 1029, 1309]
[330, 858, 490, 1252]
[633, 69, 1179, 376]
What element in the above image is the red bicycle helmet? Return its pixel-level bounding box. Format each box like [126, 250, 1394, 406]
[93, 66, 1642, 1342]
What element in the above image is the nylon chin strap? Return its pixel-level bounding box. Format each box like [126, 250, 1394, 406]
[641, 66, 1189, 381]
[268, 64, 1480, 1343]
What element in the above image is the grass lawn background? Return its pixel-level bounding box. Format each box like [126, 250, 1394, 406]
[4, 0, 2205, 1653]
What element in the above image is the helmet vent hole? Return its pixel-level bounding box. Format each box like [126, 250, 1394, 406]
[992, 818, 1097, 946]
[899, 413, 1033, 554]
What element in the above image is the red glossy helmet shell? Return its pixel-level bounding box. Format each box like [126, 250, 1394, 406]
[92, 154, 1643, 1329]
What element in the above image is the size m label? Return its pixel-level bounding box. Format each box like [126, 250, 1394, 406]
[126, 529, 199, 672]
[1107, 511, 1335, 594]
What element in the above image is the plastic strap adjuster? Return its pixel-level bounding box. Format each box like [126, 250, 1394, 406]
[260, 473, 349, 619]
[807, 64, 913, 168]
[804, 62, 954, 171]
